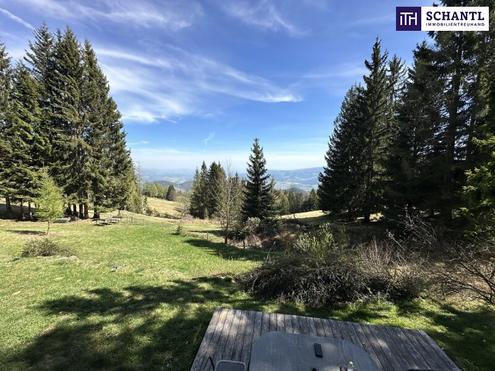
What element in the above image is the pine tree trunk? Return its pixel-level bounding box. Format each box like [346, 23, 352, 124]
[93, 204, 100, 220]
[5, 195, 12, 217]
[72, 204, 77, 217]
[78, 203, 84, 219]
[84, 203, 89, 219]
[28, 201, 32, 220]
[443, 44, 463, 223]
[19, 199, 25, 220]
[363, 211, 370, 223]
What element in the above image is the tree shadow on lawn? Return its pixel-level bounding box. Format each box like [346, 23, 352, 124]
[184, 238, 268, 262]
[6, 229, 46, 236]
[7, 277, 270, 371]
[398, 300, 495, 370]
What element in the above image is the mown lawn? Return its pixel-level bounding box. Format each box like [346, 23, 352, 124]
[0, 215, 494, 370]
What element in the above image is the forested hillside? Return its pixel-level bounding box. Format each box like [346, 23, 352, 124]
[319, 20, 495, 234]
[0, 25, 143, 220]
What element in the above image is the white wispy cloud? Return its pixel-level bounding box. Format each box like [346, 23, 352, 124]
[5, 0, 202, 30]
[203, 132, 215, 146]
[128, 140, 150, 146]
[97, 44, 300, 123]
[218, 0, 305, 37]
[0, 7, 34, 30]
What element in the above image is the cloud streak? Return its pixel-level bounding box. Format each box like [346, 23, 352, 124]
[6, 0, 202, 30]
[97, 44, 301, 123]
[0, 8, 34, 30]
[203, 132, 215, 146]
[218, 0, 305, 37]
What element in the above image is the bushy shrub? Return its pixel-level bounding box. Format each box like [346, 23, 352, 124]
[241, 224, 426, 306]
[437, 242, 495, 304]
[21, 239, 74, 257]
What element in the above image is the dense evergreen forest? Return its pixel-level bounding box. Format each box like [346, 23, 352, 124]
[319, 8, 495, 234]
[0, 25, 143, 220]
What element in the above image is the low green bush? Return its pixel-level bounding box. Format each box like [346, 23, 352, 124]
[241, 224, 426, 306]
[21, 238, 74, 257]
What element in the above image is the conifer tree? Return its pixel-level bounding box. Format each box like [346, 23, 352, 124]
[2, 64, 43, 219]
[0, 43, 12, 215]
[318, 86, 365, 220]
[219, 172, 244, 244]
[463, 11, 495, 233]
[81, 41, 112, 218]
[360, 39, 392, 222]
[24, 23, 55, 165]
[189, 162, 209, 218]
[166, 185, 177, 201]
[242, 138, 274, 220]
[385, 43, 444, 219]
[206, 162, 226, 216]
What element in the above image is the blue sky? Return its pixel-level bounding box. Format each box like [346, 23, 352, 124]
[0, 0, 432, 171]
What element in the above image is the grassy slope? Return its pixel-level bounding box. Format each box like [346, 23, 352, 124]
[0, 216, 494, 370]
[146, 197, 182, 218]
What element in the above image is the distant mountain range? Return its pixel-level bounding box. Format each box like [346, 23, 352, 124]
[141, 167, 322, 191]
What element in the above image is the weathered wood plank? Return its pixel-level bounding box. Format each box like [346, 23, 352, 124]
[196, 308, 230, 371]
[190, 308, 222, 371]
[238, 310, 256, 365]
[347, 322, 384, 370]
[190, 309, 459, 371]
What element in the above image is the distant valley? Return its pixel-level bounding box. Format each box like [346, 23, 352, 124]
[141, 167, 322, 191]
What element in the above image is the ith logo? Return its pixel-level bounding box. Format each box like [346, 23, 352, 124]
[396, 7, 422, 31]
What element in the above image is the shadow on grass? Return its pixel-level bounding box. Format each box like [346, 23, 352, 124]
[399, 300, 495, 370]
[184, 238, 267, 262]
[6, 229, 45, 236]
[8, 277, 266, 371]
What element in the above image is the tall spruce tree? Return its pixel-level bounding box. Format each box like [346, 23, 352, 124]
[2, 64, 43, 219]
[463, 5, 495, 233]
[242, 138, 274, 220]
[166, 185, 177, 201]
[360, 39, 392, 222]
[189, 162, 209, 218]
[0, 43, 12, 215]
[430, 1, 478, 221]
[384, 43, 444, 219]
[81, 40, 112, 218]
[318, 86, 365, 220]
[206, 162, 226, 217]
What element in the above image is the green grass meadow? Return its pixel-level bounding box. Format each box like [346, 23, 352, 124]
[1, 215, 494, 370]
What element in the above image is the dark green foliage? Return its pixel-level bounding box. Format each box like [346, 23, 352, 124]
[242, 138, 274, 220]
[1, 64, 44, 218]
[190, 162, 209, 218]
[189, 161, 226, 218]
[0, 26, 140, 219]
[0, 43, 12, 215]
[143, 182, 168, 198]
[22, 238, 73, 257]
[166, 185, 177, 201]
[274, 187, 319, 215]
[318, 86, 365, 220]
[206, 162, 226, 216]
[319, 23, 495, 234]
[385, 43, 444, 220]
